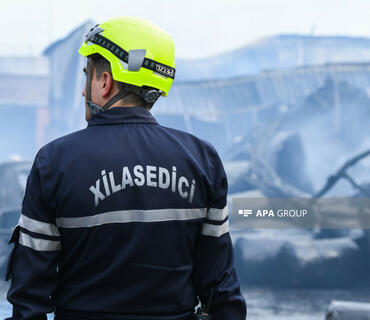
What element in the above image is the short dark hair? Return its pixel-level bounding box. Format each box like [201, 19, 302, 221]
[89, 54, 154, 110]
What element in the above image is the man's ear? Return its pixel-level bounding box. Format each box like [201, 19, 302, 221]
[101, 71, 114, 98]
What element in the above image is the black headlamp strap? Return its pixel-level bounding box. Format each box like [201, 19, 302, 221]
[88, 33, 176, 79]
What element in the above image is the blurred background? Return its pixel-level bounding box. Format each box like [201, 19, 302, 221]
[1, 0, 370, 319]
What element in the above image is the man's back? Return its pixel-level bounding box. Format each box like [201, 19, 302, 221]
[7, 107, 246, 320]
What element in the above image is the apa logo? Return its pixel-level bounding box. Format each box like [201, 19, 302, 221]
[238, 209, 253, 217]
[256, 209, 275, 217]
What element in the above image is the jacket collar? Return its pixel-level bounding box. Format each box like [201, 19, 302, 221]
[87, 106, 158, 127]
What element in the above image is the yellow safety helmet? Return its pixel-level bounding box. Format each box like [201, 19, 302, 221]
[79, 17, 176, 113]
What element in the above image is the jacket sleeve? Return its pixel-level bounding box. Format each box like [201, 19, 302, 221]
[193, 148, 247, 320]
[5, 152, 61, 320]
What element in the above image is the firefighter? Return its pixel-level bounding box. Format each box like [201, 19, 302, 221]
[5, 16, 247, 320]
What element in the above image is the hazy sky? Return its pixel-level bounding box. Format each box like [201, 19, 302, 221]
[2, 0, 370, 59]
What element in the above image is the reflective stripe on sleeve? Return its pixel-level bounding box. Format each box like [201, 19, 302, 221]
[201, 220, 229, 237]
[206, 206, 228, 221]
[18, 214, 60, 237]
[19, 231, 61, 251]
[56, 208, 207, 228]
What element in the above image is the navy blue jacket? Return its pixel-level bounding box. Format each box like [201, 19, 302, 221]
[6, 106, 246, 320]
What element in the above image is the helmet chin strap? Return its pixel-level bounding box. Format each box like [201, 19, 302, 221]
[85, 59, 131, 115]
